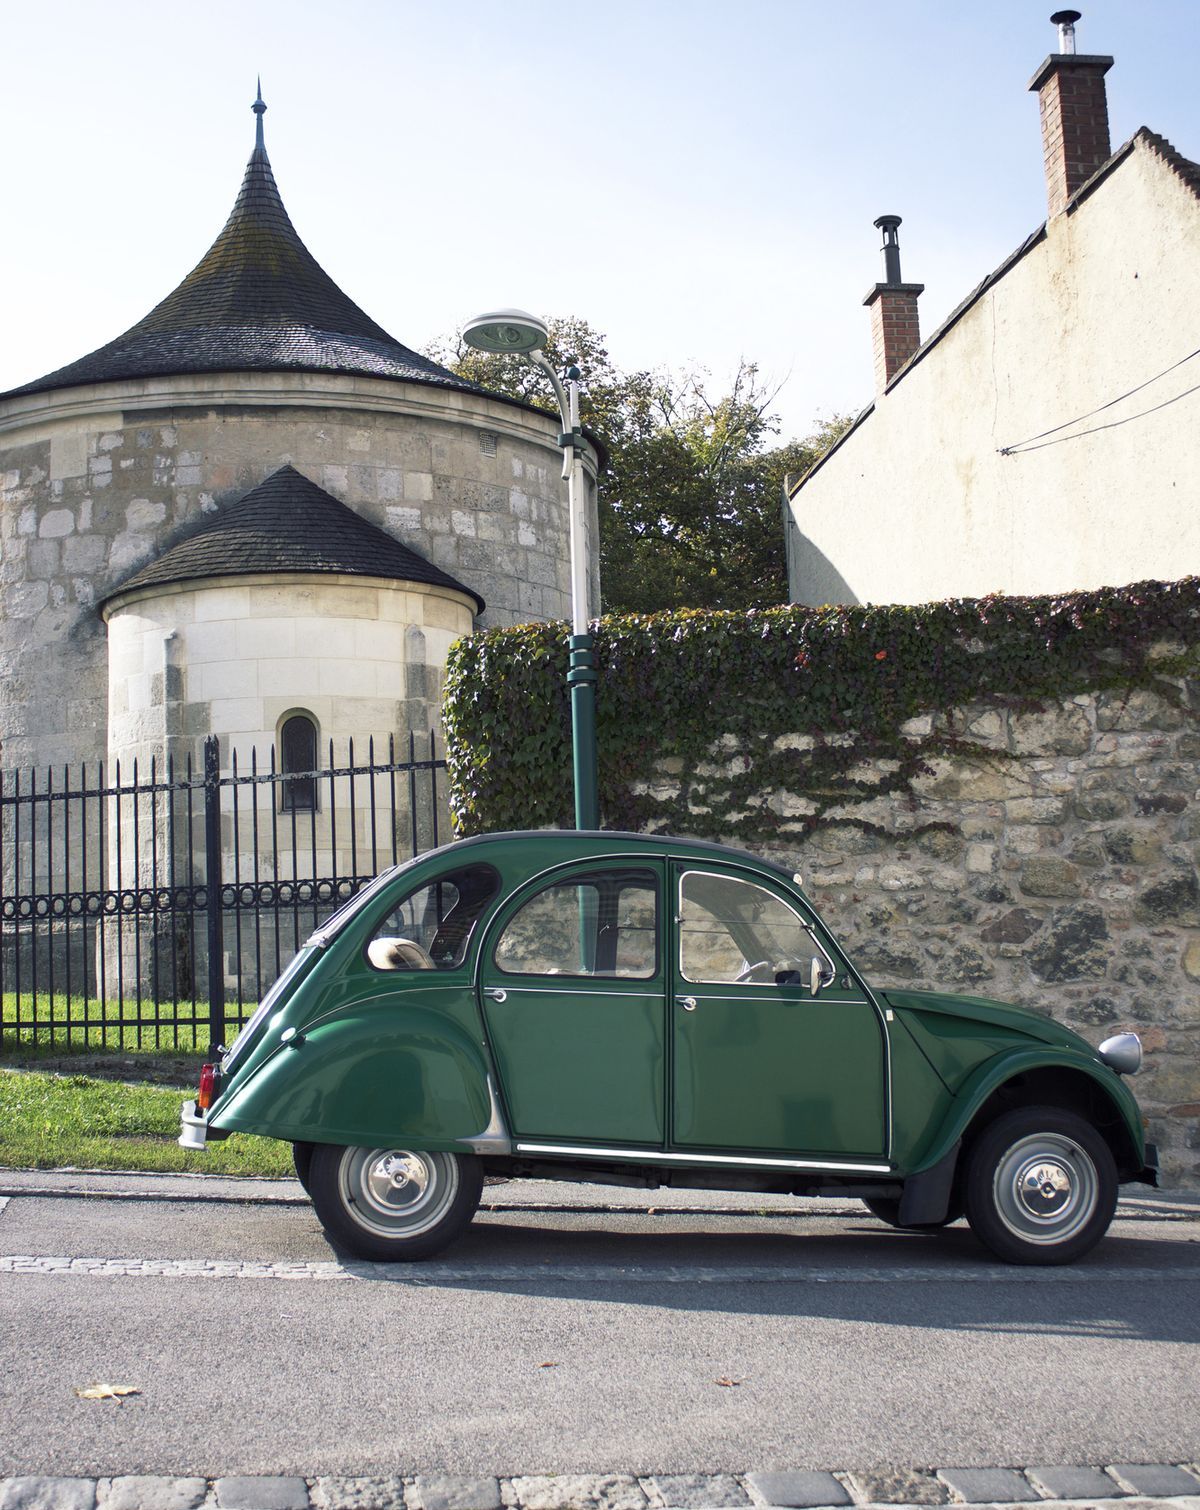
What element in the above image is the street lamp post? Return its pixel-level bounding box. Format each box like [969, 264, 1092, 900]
[462, 310, 599, 830]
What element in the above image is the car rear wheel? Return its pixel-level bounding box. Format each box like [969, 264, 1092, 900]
[862, 1195, 963, 1231]
[292, 1141, 315, 1193]
[308, 1144, 483, 1261]
[963, 1106, 1117, 1265]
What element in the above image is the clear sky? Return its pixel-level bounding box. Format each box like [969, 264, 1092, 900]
[2, 0, 1196, 443]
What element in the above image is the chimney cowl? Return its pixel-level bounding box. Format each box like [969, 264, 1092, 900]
[1050, 9, 1082, 53]
[874, 214, 904, 284]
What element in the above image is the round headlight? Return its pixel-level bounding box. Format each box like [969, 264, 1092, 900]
[1098, 1031, 1142, 1075]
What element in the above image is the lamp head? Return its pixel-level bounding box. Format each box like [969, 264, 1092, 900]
[462, 309, 549, 355]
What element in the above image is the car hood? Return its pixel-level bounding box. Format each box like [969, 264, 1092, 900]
[881, 988, 1098, 1056]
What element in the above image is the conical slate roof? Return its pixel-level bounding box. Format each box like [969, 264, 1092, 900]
[103, 465, 484, 613]
[5, 90, 478, 400]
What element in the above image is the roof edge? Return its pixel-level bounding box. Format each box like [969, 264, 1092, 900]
[1130, 125, 1200, 204]
[100, 567, 483, 620]
[789, 125, 1198, 502]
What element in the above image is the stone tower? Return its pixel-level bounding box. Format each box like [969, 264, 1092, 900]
[0, 88, 599, 773]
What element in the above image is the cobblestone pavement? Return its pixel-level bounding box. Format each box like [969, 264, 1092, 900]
[0, 1465, 1197, 1510]
[7, 1253, 1200, 1284]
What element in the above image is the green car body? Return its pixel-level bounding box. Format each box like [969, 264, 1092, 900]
[182, 830, 1157, 1259]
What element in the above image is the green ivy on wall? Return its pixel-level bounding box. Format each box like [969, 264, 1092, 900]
[443, 578, 1200, 841]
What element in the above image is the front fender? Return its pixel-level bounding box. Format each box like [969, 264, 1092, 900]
[210, 998, 493, 1151]
[910, 1046, 1146, 1176]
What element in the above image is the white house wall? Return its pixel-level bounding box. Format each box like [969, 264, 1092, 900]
[787, 140, 1200, 606]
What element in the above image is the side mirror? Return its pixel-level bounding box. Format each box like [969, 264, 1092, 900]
[810, 955, 834, 996]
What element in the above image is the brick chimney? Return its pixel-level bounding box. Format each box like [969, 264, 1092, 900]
[1029, 10, 1114, 217]
[863, 215, 923, 394]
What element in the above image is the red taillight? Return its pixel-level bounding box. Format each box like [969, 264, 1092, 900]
[197, 1063, 216, 1111]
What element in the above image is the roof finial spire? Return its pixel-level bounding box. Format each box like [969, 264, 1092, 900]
[252, 77, 267, 152]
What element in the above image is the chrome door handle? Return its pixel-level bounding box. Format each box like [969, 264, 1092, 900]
[678, 996, 697, 1012]
[484, 987, 507, 1003]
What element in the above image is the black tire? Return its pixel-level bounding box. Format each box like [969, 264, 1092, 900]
[862, 1195, 963, 1231]
[963, 1105, 1117, 1265]
[308, 1144, 483, 1262]
[292, 1141, 315, 1194]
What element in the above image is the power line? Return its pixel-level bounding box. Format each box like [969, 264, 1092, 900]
[998, 346, 1200, 456]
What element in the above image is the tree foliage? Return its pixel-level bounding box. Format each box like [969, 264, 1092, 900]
[427, 318, 850, 614]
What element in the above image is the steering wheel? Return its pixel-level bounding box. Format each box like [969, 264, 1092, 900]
[734, 960, 774, 984]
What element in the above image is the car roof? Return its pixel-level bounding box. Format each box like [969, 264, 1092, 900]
[416, 829, 798, 884]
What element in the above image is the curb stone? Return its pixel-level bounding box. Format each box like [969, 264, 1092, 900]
[412, 1477, 501, 1510]
[936, 1471, 1034, 1504]
[1111, 1472, 1200, 1499]
[0, 1467, 1196, 1510]
[1026, 1468, 1129, 1501]
[844, 1473, 948, 1506]
[645, 1478, 749, 1509]
[745, 1472, 851, 1508]
[98, 1477, 207, 1509]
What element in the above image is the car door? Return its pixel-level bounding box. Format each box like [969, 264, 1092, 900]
[478, 860, 667, 1145]
[670, 862, 888, 1160]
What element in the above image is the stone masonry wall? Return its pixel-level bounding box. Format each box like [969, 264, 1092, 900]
[649, 686, 1200, 1188]
[0, 372, 600, 771]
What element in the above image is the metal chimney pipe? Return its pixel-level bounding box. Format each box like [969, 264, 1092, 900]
[874, 215, 903, 284]
[1051, 9, 1081, 54]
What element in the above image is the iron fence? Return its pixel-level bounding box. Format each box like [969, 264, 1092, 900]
[0, 732, 446, 1052]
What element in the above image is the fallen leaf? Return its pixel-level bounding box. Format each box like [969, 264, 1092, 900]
[714, 1377, 743, 1388]
[538, 1361, 560, 1369]
[75, 1383, 141, 1401]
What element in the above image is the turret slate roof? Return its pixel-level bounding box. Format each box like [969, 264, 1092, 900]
[103, 465, 484, 613]
[4, 91, 480, 401]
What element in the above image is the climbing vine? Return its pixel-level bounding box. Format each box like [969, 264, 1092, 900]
[442, 578, 1200, 839]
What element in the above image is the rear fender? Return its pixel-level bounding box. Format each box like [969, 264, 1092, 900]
[209, 999, 495, 1152]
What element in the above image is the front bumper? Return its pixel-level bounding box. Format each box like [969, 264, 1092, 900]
[179, 1099, 209, 1151]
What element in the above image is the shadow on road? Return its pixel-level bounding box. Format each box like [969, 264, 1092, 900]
[323, 1212, 1200, 1344]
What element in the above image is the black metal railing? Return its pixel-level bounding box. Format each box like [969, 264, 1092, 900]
[0, 732, 446, 1052]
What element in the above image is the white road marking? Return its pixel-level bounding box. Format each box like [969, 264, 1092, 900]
[0, 1198, 8, 1221]
[0, 1255, 1198, 1284]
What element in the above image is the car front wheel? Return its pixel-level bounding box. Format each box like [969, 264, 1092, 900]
[308, 1144, 483, 1261]
[963, 1106, 1117, 1265]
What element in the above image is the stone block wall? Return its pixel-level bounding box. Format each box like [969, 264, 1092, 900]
[646, 686, 1200, 1187]
[0, 372, 600, 771]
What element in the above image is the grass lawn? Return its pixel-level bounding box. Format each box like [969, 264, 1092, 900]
[0, 1065, 293, 1178]
[0, 992, 293, 1176]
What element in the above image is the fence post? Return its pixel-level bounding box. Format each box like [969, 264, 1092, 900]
[203, 735, 225, 1052]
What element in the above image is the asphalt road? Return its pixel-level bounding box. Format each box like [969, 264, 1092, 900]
[1, 1177, 1198, 1478]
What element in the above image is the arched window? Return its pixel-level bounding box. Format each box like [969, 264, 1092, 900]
[280, 713, 318, 812]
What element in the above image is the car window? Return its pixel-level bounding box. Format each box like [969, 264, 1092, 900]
[679, 870, 813, 985]
[369, 862, 501, 969]
[494, 868, 658, 979]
